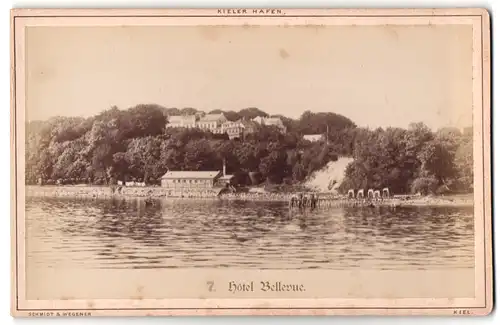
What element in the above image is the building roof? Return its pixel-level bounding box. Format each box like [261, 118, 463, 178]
[199, 113, 226, 122]
[223, 121, 245, 128]
[161, 171, 221, 179]
[168, 115, 196, 123]
[265, 118, 285, 129]
[219, 174, 234, 180]
[240, 120, 258, 128]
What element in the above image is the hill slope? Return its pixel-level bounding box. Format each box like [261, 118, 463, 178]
[304, 157, 353, 192]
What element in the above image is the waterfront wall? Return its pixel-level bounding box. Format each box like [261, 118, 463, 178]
[26, 185, 224, 199]
[25, 185, 473, 207]
[26, 185, 168, 199]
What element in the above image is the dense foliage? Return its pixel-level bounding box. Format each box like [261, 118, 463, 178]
[25, 104, 473, 194]
[339, 124, 473, 194]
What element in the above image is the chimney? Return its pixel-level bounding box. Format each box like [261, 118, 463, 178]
[223, 158, 226, 176]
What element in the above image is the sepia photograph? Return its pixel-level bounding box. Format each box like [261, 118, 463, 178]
[11, 8, 492, 316]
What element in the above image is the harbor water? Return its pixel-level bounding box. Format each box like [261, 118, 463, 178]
[26, 196, 474, 270]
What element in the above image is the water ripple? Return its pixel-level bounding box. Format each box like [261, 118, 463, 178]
[25, 197, 475, 270]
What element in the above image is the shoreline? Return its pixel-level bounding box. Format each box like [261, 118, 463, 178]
[25, 185, 474, 208]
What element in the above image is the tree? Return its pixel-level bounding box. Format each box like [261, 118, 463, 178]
[25, 104, 473, 194]
[297, 110, 356, 135]
[340, 124, 432, 193]
[454, 135, 473, 191]
[417, 140, 456, 185]
[124, 136, 164, 183]
[411, 176, 439, 195]
[235, 142, 258, 172]
[180, 107, 199, 115]
[238, 107, 268, 120]
[258, 150, 287, 183]
[122, 104, 167, 139]
[183, 139, 219, 171]
[224, 110, 241, 121]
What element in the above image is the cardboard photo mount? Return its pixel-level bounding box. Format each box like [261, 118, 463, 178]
[11, 8, 492, 317]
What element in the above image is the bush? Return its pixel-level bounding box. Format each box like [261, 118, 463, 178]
[411, 177, 439, 195]
[436, 184, 451, 195]
[232, 172, 251, 186]
[248, 172, 263, 185]
[94, 177, 106, 185]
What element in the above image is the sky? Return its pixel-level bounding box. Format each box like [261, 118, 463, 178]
[26, 24, 473, 130]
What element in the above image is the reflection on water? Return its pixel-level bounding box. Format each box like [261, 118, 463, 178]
[26, 197, 474, 270]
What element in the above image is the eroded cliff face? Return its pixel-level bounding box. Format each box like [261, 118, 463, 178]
[304, 157, 353, 192]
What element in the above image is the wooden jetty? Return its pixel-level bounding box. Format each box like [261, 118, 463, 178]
[288, 193, 415, 209]
[311, 198, 403, 208]
[210, 191, 426, 208]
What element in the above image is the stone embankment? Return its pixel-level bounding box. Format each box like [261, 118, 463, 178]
[26, 185, 166, 199]
[26, 185, 222, 199]
[26, 186, 473, 207]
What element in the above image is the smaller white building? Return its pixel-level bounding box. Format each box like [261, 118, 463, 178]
[167, 115, 197, 128]
[303, 134, 325, 142]
[161, 171, 222, 189]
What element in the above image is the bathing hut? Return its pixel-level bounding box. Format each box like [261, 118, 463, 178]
[160, 171, 222, 189]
